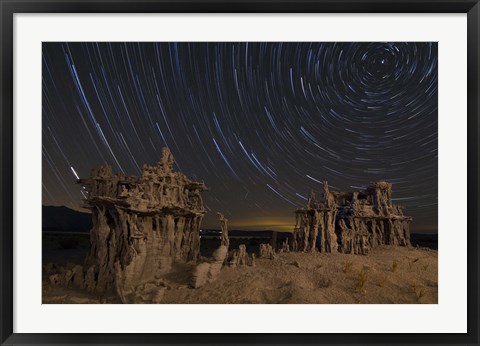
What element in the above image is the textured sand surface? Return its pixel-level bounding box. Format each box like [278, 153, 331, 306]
[43, 245, 437, 304]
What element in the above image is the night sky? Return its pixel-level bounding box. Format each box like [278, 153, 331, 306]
[42, 42, 438, 233]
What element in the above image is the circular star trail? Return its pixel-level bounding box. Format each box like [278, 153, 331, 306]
[42, 42, 438, 232]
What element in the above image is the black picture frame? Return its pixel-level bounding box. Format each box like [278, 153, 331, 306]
[1, 1, 478, 345]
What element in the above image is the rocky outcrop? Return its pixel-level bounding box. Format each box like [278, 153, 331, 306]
[279, 240, 290, 253]
[217, 212, 229, 248]
[191, 245, 228, 288]
[259, 243, 276, 259]
[293, 181, 412, 255]
[45, 263, 85, 289]
[76, 147, 207, 302]
[191, 211, 230, 288]
[228, 244, 255, 267]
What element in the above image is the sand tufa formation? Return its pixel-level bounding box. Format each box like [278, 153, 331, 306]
[292, 181, 412, 255]
[76, 147, 207, 302]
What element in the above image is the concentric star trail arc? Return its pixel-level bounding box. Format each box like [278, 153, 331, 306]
[42, 42, 438, 233]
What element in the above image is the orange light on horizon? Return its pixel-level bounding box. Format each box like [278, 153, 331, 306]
[227, 216, 294, 232]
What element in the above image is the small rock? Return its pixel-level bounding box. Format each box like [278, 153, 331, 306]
[49, 274, 60, 285]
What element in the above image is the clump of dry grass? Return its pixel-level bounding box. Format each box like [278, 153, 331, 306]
[343, 258, 352, 274]
[355, 267, 369, 294]
[407, 257, 420, 271]
[422, 263, 429, 271]
[392, 259, 398, 272]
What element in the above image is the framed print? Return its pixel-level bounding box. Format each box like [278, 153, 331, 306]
[1, 1, 479, 345]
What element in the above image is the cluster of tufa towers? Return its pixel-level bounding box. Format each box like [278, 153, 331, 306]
[73, 147, 411, 302]
[292, 181, 412, 255]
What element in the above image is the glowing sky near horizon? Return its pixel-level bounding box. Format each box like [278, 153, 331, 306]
[42, 42, 438, 233]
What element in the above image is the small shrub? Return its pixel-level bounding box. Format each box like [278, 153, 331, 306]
[316, 275, 332, 288]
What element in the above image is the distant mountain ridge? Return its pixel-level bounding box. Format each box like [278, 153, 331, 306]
[42, 205, 92, 233]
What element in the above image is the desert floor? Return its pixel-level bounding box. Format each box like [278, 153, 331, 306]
[43, 241, 437, 304]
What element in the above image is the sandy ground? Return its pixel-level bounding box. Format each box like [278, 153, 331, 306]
[43, 245, 437, 304]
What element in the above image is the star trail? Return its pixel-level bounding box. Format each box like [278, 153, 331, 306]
[42, 42, 438, 233]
